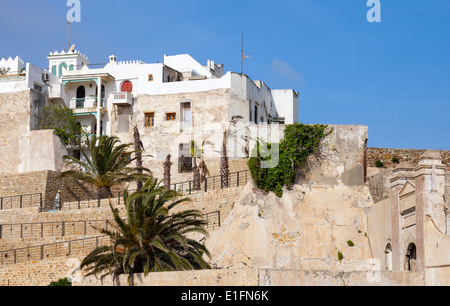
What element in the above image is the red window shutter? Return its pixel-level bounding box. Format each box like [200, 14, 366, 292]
[121, 81, 133, 93]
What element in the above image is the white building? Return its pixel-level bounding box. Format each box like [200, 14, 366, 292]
[0, 49, 299, 180]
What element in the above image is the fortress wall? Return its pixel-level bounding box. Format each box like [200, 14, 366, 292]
[0, 170, 96, 211]
[74, 268, 425, 286]
[0, 185, 245, 285]
[367, 147, 450, 168]
[0, 90, 68, 176]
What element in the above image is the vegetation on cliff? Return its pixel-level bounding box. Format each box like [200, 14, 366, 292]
[248, 123, 332, 197]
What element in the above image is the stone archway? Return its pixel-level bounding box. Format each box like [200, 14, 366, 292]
[405, 243, 417, 272]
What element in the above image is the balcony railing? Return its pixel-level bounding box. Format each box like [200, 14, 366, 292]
[69, 97, 105, 109]
[110, 92, 133, 106]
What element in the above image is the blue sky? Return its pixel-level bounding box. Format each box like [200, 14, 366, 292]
[1, 0, 449, 150]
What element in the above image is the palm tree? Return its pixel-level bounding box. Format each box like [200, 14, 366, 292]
[190, 141, 201, 191]
[190, 140, 209, 191]
[133, 126, 144, 191]
[163, 154, 172, 191]
[79, 177, 211, 285]
[59, 135, 150, 199]
[220, 116, 243, 188]
[220, 130, 229, 188]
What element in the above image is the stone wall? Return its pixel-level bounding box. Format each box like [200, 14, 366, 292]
[113, 89, 233, 183]
[207, 182, 375, 272]
[0, 257, 82, 286]
[367, 147, 450, 168]
[247, 124, 369, 187]
[0, 171, 48, 198]
[0, 90, 33, 175]
[0, 89, 68, 175]
[0, 170, 97, 211]
[0, 184, 246, 286]
[173, 185, 246, 225]
[74, 268, 425, 286]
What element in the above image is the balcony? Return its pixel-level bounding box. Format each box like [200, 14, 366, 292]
[69, 97, 106, 115]
[70, 97, 105, 109]
[110, 92, 133, 106]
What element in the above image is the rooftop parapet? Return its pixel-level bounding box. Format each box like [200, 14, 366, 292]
[0, 56, 25, 75]
[48, 49, 89, 61]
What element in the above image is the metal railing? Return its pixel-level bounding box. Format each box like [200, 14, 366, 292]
[0, 211, 220, 241]
[0, 235, 111, 266]
[0, 219, 111, 240]
[69, 97, 105, 109]
[169, 170, 250, 195]
[0, 211, 221, 266]
[0, 171, 250, 213]
[52, 170, 250, 211]
[200, 211, 221, 228]
[0, 193, 43, 211]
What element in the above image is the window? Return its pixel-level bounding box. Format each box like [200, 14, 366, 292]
[76, 86, 86, 108]
[51, 65, 57, 76]
[145, 112, 155, 127]
[95, 84, 106, 99]
[148, 74, 154, 82]
[59, 63, 67, 78]
[178, 144, 193, 173]
[121, 81, 133, 93]
[406, 243, 417, 272]
[180, 102, 191, 131]
[384, 243, 393, 271]
[166, 112, 176, 121]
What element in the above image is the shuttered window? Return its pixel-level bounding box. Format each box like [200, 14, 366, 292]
[121, 81, 133, 93]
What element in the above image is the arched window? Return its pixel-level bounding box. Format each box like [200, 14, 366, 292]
[95, 84, 106, 98]
[384, 243, 392, 271]
[69, 64, 74, 71]
[406, 243, 417, 272]
[76, 86, 86, 108]
[59, 63, 67, 78]
[121, 81, 133, 93]
[51, 65, 57, 76]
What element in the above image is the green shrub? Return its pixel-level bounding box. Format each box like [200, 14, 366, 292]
[338, 252, 344, 261]
[347, 240, 355, 247]
[37, 105, 84, 145]
[392, 157, 400, 164]
[48, 278, 72, 286]
[375, 160, 384, 168]
[248, 123, 332, 197]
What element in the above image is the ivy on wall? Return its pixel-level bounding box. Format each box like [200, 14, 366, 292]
[248, 123, 332, 197]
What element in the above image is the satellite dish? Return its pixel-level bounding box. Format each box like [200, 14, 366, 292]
[69, 44, 75, 52]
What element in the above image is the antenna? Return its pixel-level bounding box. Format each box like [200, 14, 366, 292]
[67, 21, 71, 51]
[240, 35, 250, 76]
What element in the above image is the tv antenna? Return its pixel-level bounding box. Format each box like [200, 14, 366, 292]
[67, 21, 71, 52]
[240, 35, 251, 76]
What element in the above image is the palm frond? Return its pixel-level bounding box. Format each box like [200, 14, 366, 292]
[79, 177, 212, 282]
